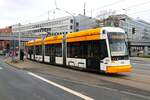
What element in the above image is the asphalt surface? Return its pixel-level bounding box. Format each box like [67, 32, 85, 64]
[131, 59, 150, 72]
[0, 58, 150, 100]
[0, 61, 82, 100]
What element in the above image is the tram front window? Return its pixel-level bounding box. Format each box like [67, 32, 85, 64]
[108, 32, 128, 57]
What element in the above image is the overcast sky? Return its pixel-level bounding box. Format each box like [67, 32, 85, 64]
[0, 0, 150, 28]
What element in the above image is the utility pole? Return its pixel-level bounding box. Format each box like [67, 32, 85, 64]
[18, 23, 21, 60]
[62, 33, 66, 66]
[48, 11, 50, 20]
[11, 31, 15, 62]
[55, 0, 58, 9]
[53, 10, 55, 19]
[84, 2, 86, 16]
[53, 0, 58, 19]
[90, 9, 92, 18]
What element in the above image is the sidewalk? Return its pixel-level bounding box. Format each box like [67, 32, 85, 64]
[4, 57, 45, 70]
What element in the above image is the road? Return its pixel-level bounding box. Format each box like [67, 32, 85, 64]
[0, 61, 84, 100]
[131, 58, 150, 75]
[0, 58, 150, 100]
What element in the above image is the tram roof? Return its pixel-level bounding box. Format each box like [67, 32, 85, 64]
[26, 28, 102, 46]
[66, 28, 101, 42]
[67, 28, 101, 38]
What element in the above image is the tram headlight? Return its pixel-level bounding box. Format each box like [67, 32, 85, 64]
[105, 59, 110, 64]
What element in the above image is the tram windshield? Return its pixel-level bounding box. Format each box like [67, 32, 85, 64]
[108, 32, 128, 56]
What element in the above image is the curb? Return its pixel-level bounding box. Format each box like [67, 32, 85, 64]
[5, 61, 24, 70]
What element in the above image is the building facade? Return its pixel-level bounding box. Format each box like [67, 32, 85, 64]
[100, 14, 150, 56]
[0, 27, 12, 54]
[12, 14, 99, 38]
[11, 15, 99, 52]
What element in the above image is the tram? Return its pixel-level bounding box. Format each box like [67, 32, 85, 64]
[26, 27, 132, 73]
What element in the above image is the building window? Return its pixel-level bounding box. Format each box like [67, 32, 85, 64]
[76, 29, 79, 32]
[70, 19, 73, 23]
[70, 25, 73, 29]
[76, 22, 79, 27]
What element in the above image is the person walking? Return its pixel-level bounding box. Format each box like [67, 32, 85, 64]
[20, 49, 24, 61]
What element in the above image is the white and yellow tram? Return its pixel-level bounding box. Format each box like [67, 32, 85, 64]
[26, 27, 132, 73]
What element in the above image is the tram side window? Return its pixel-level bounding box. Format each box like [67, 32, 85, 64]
[99, 40, 108, 60]
[67, 42, 87, 58]
[28, 46, 33, 55]
[55, 44, 62, 57]
[35, 45, 42, 55]
[67, 43, 76, 58]
[72, 43, 80, 57]
[80, 42, 87, 58]
[67, 40, 107, 59]
[45, 45, 50, 56]
[87, 41, 100, 59]
[67, 43, 71, 57]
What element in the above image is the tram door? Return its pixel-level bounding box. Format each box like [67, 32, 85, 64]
[87, 58, 100, 70]
[86, 41, 100, 70]
[50, 45, 55, 64]
[86, 40, 108, 71]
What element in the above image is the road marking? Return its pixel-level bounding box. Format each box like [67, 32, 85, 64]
[28, 72, 150, 100]
[28, 72, 94, 100]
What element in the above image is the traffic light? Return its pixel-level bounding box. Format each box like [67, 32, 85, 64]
[132, 27, 136, 34]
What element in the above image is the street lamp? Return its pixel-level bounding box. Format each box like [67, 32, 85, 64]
[55, 8, 76, 32]
[122, 9, 129, 15]
[52, 8, 75, 65]
[11, 31, 15, 62]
